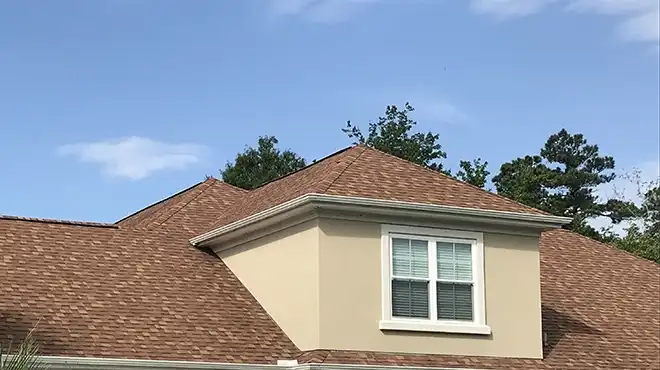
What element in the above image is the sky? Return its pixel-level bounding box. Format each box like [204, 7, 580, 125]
[1, 0, 658, 223]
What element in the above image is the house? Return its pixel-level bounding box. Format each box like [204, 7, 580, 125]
[1, 145, 658, 370]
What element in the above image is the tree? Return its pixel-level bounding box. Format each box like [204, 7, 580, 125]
[221, 136, 306, 190]
[343, 102, 489, 186]
[491, 155, 553, 209]
[343, 103, 448, 172]
[612, 223, 659, 263]
[456, 158, 490, 188]
[601, 170, 659, 263]
[492, 129, 636, 239]
[642, 185, 660, 235]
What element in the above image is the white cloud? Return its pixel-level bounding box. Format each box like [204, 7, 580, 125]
[471, 0, 660, 45]
[470, 0, 559, 18]
[268, 1, 658, 49]
[58, 136, 207, 180]
[268, 0, 379, 23]
[589, 160, 660, 234]
[407, 95, 470, 124]
[568, 0, 659, 42]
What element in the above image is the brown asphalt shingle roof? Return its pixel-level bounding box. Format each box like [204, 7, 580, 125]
[0, 217, 297, 363]
[205, 145, 546, 234]
[1, 145, 658, 369]
[117, 178, 247, 232]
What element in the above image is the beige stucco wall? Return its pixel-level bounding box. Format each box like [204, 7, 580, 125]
[317, 218, 543, 359]
[217, 220, 321, 350]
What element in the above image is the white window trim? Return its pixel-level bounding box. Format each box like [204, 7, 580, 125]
[380, 224, 490, 335]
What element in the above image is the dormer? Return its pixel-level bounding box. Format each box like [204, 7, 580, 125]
[191, 146, 570, 360]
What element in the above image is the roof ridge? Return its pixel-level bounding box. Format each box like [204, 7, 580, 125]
[320, 146, 367, 194]
[296, 349, 332, 364]
[150, 178, 219, 228]
[362, 145, 549, 216]
[0, 215, 119, 229]
[317, 350, 332, 364]
[115, 179, 207, 224]
[551, 228, 660, 268]
[247, 145, 355, 191]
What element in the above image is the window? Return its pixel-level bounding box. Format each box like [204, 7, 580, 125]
[380, 225, 490, 335]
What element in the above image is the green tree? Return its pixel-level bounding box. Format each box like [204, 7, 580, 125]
[343, 103, 448, 172]
[343, 102, 489, 186]
[492, 129, 636, 239]
[642, 185, 660, 235]
[456, 158, 490, 188]
[221, 136, 306, 190]
[611, 223, 659, 263]
[601, 171, 659, 263]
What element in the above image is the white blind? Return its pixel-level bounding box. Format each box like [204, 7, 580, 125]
[391, 238, 429, 318]
[436, 242, 474, 321]
[392, 238, 428, 278]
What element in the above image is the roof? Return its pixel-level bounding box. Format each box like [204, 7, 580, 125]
[1, 145, 658, 369]
[204, 145, 547, 234]
[0, 216, 297, 363]
[117, 177, 247, 234]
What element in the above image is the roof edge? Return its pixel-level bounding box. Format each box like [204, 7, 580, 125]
[0, 215, 119, 229]
[190, 194, 571, 246]
[28, 355, 475, 370]
[115, 179, 211, 225]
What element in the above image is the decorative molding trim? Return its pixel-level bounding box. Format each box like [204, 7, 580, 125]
[379, 320, 492, 335]
[190, 194, 570, 249]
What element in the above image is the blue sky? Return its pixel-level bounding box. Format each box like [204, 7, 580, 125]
[1, 0, 658, 223]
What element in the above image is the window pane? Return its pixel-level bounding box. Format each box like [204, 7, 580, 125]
[437, 242, 473, 282]
[392, 238, 428, 278]
[437, 282, 473, 321]
[436, 242, 455, 280]
[454, 283, 474, 321]
[392, 279, 429, 318]
[410, 240, 428, 278]
[392, 238, 411, 276]
[454, 243, 472, 281]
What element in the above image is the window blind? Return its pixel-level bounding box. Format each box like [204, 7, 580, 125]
[436, 242, 474, 321]
[391, 238, 429, 318]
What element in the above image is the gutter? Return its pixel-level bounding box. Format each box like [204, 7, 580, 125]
[190, 193, 571, 247]
[32, 356, 480, 370]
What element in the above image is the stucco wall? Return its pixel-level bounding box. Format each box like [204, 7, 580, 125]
[317, 218, 543, 359]
[217, 220, 321, 350]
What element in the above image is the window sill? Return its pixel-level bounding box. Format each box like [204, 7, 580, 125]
[379, 320, 491, 335]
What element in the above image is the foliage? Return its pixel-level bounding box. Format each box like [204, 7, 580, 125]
[343, 103, 448, 172]
[343, 102, 490, 187]
[642, 185, 660, 235]
[492, 129, 637, 239]
[610, 223, 659, 263]
[221, 136, 306, 190]
[0, 328, 47, 370]
[600, 171, 659, 263]
[456, 158, 490, 188]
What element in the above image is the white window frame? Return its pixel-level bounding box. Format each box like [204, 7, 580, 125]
[379, 224, 491, 335]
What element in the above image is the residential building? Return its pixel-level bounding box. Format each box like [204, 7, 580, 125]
[1, 145, 658, 369]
